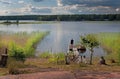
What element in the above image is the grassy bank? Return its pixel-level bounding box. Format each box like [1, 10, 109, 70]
[1, 32, 120, 76]
[0, 31, 49, 57]
[96, 32, 120, 63]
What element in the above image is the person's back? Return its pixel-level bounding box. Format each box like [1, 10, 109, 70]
[99, 56, 106, 65]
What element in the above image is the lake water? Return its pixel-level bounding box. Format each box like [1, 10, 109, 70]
[0, 21, 120, 57]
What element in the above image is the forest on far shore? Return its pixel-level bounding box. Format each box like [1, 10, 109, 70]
[0, 14, 120, 21]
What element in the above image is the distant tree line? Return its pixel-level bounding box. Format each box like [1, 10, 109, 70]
[0, 14, 120, 21]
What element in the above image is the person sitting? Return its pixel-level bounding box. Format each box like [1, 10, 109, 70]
[83, 56, 87, 64]
[110, 59, 116, 63]
[99, 56, 107, 65]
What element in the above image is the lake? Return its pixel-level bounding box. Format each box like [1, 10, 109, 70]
[0, 21, 120, 57]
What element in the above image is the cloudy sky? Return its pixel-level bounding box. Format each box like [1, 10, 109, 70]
[0, 0, 120, 15]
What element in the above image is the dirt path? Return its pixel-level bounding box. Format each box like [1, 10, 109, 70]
[0, 71, 75, 79]
[0, 70, 120, 79]
[73, 70, 120, 79]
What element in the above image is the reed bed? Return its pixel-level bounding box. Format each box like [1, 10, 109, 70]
[0, 31, 49, 57]
[96, 32, 120, 63]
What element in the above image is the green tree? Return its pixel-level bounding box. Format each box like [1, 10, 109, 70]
[80, 34, 99, 65]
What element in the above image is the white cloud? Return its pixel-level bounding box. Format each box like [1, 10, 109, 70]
[0, 10, 8, 15]
[57, 0, 63, 7]
[18, 1, 24, 4]
[6, 4, 53, 15]
[33, 0, 43, 2]
[21, 4, 32, 12]
[0, 0, 13, 4]
[85, 6, 117, 14]
[1, 0, 119, 15]
[52, 5, 79, 14]
[74, 0, 103, 1]
[31, 7, 52, 13]
[116, 8, 120, 12]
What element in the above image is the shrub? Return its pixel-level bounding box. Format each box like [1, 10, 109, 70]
[12, 50, 25, 62]
[9, 43, 26, 62]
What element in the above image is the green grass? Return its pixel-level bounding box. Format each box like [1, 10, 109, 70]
[96, 32, 120, 63]
[39, 52, 65, 64]
[1, 32, 120, 76]
[0, 31, 49, 57]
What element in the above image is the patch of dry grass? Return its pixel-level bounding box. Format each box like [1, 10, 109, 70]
[25, 57, 120, 72]
[0, 68, 8, 76]
[0, 34, 28, 47]
[0, 57, 120, 76]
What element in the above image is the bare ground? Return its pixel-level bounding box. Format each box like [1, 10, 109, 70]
[1, 58, 120, 79]
[0, 70, 120, 79]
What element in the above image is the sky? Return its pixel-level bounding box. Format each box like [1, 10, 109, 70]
[0, 0, 120, 15]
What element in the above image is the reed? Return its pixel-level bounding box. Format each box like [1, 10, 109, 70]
[96, 32, 120, 63]
[0, 31, 49, 57]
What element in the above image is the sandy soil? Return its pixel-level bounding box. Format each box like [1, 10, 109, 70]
[0, 70, 120, 79]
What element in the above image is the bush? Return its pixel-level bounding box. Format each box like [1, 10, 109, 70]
[12, 50, 25, 62]
[9, 43, 26, 62]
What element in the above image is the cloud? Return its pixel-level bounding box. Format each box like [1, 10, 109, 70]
[87, 6, 114, 14]
[59, 0, 104, 5]
[8, 4, 53, 15]
[57, 0, 63, 7]
[56, 0, 120, 14]
[116, 8, 120, 12]
[33, 0, 44, 2]
[115, 8, 120, 13]
[0, 10, 8, 15]
[18, 1, 24, 4]
[1, 0, 120, 15]
[52, 5, 81, 14]
[6, 3, 120, 15]
[59, 0, 120, 8]
[31, 7, 52, 13]
[0, 0, 13, 4]
[21, 4, 33, 12]
[67, 5, 119, 14]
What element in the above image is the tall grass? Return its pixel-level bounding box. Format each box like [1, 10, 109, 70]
[7, 58, 26, 74]
[96, 32, 120, 63]
[0, 31, 49, 57]
[24, 32, 49, 56]
[39, 52, 65, 64]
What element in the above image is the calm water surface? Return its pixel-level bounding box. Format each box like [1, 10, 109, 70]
[0, 21, 120, 57]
